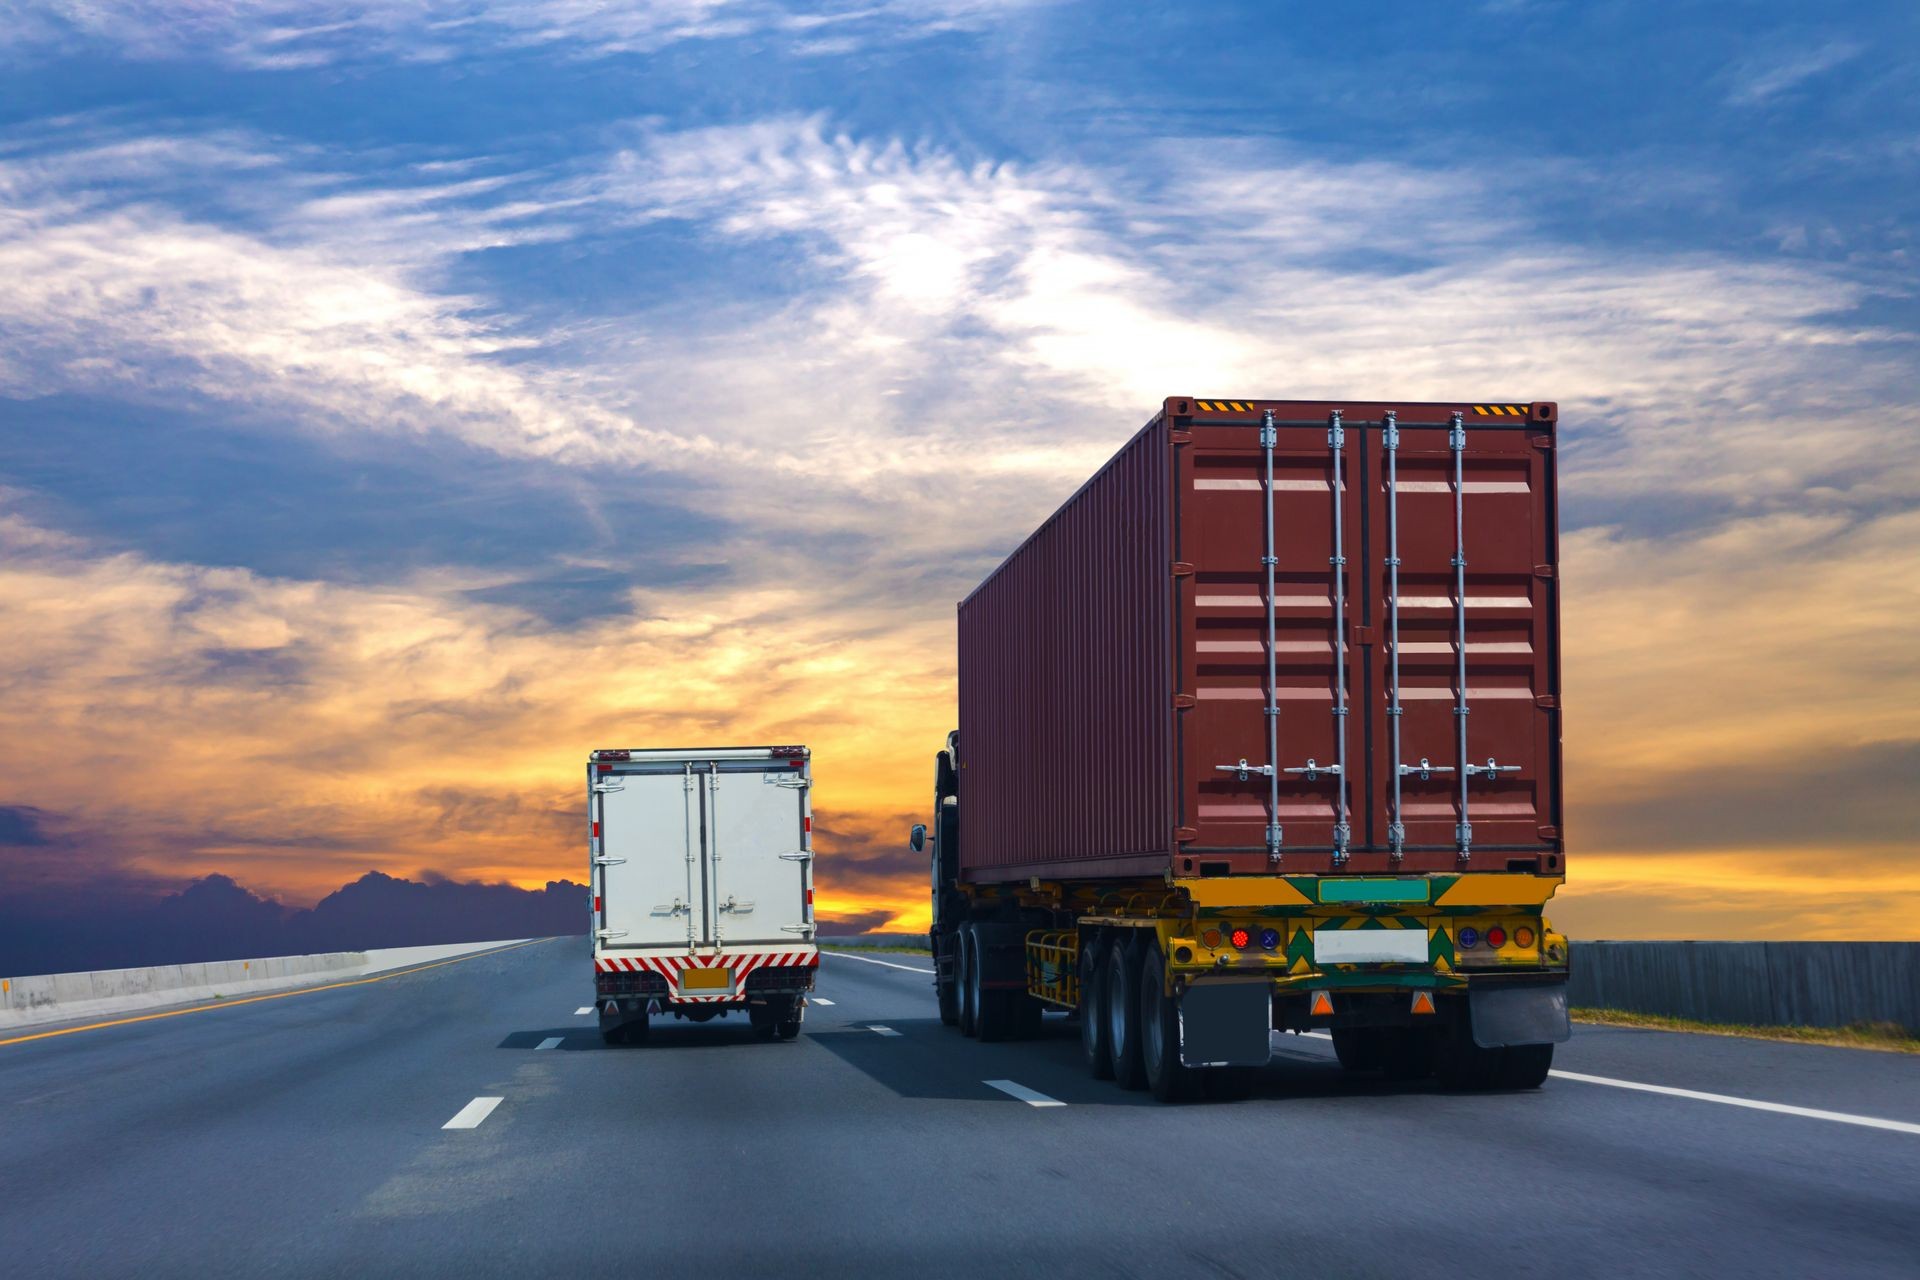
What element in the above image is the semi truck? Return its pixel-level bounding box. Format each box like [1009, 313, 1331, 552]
[589, 745, 819, 1044]
[914, 396, 1571, 1101]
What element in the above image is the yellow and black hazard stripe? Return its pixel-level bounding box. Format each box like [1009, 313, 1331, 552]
[1472, 403, 1531, 417]
[1194, 399, 1256, 412]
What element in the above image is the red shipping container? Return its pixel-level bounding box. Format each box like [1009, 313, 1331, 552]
[957, 396, 1564, 882]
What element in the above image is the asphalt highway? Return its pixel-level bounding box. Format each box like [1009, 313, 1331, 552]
[2, 937, 1916, 1279]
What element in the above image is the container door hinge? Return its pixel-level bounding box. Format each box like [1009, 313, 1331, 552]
[592, 780, 625, 794]
[1169, 430, 1192, 445]
[596, 928, 629, 941]
[1174, 826, 1198, 843]
[779, 851, 813, 863]
[593, 856, 628, 867]
[1535, 694, 1558, 709]
[1173, 693, 1196, 709]
[781, 924, 816, 936]
[1171, 561, 1194, 577]
[1533, 564, 1556, 579]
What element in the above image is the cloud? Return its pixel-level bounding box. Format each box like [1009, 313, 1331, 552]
[1, 110, 1916, 940]
[2, 0, 1048, 68]
[1725, 39, 1864, 107]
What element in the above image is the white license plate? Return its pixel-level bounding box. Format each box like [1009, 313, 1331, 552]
[1312, 929, 1429, 965]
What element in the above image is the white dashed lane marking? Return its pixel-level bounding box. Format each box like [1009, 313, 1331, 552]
[985, 1079, 1065, 1108]
[822, 950, 934, 974]
[574, 1007, 593, 1016]
[811, 997, 835, 1006]
[535, 1037, 563, 1050]
[867, 1025, 902, 1037]
[442, 1097, 503, 1130]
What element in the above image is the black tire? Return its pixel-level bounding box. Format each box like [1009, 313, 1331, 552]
[1436, 1033, 1502, 1090]
[750, 1005, 778, 1041]
[1080, 938, 1113, 1079]
[969, 924, 1012, 1043]
[1202, 1066, 1256, 1101]
[1332, 1028, 1386, 1073]
[775, 1002, 803, 1042]
[1011, 993, 1044, 1040]
[957, 927, 979, 1038]
[1495, 1043, 1553, 1089]
[936, 933, 961, 1027]
[600, 1024, 627, 1047]
[1139, 944, 1193, 1103]
[1381, 1027, 1438, 1081]
[1106, 936, 1145, 1091]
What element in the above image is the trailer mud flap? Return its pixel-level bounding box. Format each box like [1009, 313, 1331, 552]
[1178, 979, 1272, 1068]
[1470, 982, 1571, 1048]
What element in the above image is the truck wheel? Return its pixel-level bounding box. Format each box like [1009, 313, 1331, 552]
[1381, 1027, 1437, 1081]
[1011, 992, 1044, 1040]
[1106, 936, 1146, 1090]
[600, 1024, 627, 1047]
[1495, 1043, 1553, 1089]
[968, 924, 1012, 1043]
[1436, 1033, 1501, 1090]
[1332, 1028, 1386, 1073]
[750, 1001, 782, 1041]
[936, 933, 961, 1027]
[1080, 938, 1114, 1079]
[957, 927, 979, 1037]
[1139, 944, 1193, 1103]
[775, 996, 804, 1042]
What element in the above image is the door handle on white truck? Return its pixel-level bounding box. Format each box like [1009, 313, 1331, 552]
[592, 781, 625, 794]
[593, 856, 627, 866]
[779, 852, 812, 862]
[718, 897, 755, 913]
[596, 929, 628, 941]
[651, 900, 688, 917]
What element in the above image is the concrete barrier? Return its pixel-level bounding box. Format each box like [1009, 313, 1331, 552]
[1569, 941, 1920, 1033]
[0, 939, 536, 1031]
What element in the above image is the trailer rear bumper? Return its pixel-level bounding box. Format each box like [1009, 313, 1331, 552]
[1468, 980, 1570, 1048]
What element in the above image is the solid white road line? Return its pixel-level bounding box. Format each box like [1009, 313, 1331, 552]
[985, 1079, 1065, 1108]
[867, 1025, 902, 1037]
[810, 997, 835, 1006]
[574, 1006, 593, 1016]
[822, 950, 935, 974]
[1550, 1070, 1920, 1136]
[535, 1036, 564, 1050]
[442, 1097, 503, 1130]
[1296, 1033, 1917, 1134]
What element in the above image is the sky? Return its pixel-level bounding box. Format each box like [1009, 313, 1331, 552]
[0, 1, 1916, 942]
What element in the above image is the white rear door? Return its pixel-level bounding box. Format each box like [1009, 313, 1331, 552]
[598, 766, 704, 950]
[706, 764, 812, 946]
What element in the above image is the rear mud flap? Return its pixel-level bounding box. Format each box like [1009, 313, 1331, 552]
[1178, 979, 1272, 1068]
[1470, 982, 1571, 1048]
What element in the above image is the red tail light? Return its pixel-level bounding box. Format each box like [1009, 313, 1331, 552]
[1487, 926, 1508, 948]
[590, 821, 600, 838]
[805, 889, 814, 904]
[1229, 927, 1251, 949]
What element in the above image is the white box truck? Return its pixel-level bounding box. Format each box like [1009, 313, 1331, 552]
[589, 745, 819, 1044]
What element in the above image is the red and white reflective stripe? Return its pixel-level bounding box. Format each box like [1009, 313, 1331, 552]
[592, 949, 819, 974]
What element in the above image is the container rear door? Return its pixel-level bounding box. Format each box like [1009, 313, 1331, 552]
[598, 766, 705, 950]
[705, 764, 812, 946]
[1177, 403, 1561, 873]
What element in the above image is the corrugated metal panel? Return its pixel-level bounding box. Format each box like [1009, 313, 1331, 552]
[959, 398, 1564, 883]
[957, 417, 1173, 877]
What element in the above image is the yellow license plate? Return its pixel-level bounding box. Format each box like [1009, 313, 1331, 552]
[680, 966, 731, 991]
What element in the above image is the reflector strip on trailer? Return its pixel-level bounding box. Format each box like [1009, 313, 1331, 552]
[1472, 404, 1531, 416]
[1194, 400, 1255, 412]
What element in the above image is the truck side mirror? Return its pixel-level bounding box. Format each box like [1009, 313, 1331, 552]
[909, 823, 926, 853]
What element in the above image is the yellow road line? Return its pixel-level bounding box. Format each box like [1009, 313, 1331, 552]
[0, 938, 552, 1048]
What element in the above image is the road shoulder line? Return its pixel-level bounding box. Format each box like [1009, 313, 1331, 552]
[1550, 1069, 1920, 1135]
[822, 950, 934, 974]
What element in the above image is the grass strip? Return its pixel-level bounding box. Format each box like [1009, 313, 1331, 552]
[1572, 1007, 1920, 1055]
